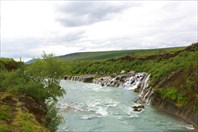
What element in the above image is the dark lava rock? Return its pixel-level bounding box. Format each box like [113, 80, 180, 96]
[138, 105, 145, 108]
[115, 77, 120, 80]
[133, 107, 142, 112]
[130, 79, 135, 84]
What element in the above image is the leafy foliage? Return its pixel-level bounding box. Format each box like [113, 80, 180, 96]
[46, 100, 62, 132]
[1, 53, 65, 102]
[26, 52, 65, 101]
[0, 58, 23, 71]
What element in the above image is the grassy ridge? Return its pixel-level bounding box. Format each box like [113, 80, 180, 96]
[58, 47, 185, 61]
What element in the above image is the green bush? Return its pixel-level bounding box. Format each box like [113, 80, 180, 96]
[46, 100, 61, 132]
[155, 87, 187, 107]
[163, 87, 177, 100]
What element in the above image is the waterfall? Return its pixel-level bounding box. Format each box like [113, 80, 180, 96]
[64, 72, 154, 105]
[138, 74, 154, 105]
[139, 74, 150, 97]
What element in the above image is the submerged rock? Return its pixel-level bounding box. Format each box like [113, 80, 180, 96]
[133, 107, 142, 112]
[132, 105, 145, 112]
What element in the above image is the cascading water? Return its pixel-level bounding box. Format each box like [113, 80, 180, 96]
[139, 74, 150, 97]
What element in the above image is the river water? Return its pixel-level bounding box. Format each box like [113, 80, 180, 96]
[57, 80, 190, 132]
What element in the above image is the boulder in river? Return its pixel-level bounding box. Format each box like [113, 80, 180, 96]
[132, 105, 145, 112]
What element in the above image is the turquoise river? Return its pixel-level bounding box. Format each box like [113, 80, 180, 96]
[57, 80, 193, 132]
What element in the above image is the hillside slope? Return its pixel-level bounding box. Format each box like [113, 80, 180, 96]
[58, 47, 185, 62]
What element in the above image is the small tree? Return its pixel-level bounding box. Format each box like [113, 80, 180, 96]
[26, 52, 65, 101]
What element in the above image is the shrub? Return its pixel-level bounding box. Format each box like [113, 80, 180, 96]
[155, 87, 187, 107]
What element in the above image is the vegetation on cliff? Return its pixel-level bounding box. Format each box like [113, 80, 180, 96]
[0, 53, 65, 132]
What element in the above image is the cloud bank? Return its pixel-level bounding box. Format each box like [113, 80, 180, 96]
[1, 1, 197, 61]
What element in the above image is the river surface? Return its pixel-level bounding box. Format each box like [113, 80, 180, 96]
[57, 80, 191, 132]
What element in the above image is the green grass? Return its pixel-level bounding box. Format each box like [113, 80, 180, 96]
[0, 124, 10, 132]
[155, 87, 187, 107]
[0, 93, 50, 132]
[12, 110, 49, 132]
[0, 105, 12, 120]
[57, 46, 185, 62]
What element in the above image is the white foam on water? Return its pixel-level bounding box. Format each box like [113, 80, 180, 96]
[123, 76, 142, 91]
[119, 105, 132, 115]
[115, 115, 123, 120]
[111, 77, 116, 81]
[185, 125, 194, 130]
[95, 107, 108, 116]
[90, 86, 111, 92]
[103, 99, 119, 107]
[85, 99, 110, 116]
[129, 114, 139, 118]
[80, 115, 96, 120]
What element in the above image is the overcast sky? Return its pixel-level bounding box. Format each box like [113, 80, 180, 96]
[1, 1, 197, 61]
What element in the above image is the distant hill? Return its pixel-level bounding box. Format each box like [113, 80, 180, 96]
[25, 46, 185, 64]
[57, 50, 135, 61]
[57, 47, 185, 62]
[25, 59, 35, 64]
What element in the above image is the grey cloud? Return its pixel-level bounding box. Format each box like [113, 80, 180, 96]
[43, 31, 86, 47]
[56, 2, 138, 27]
[1, 38, 43, 58]
[58, 31, 86, 43]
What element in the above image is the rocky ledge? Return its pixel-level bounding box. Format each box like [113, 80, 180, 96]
[64, 74, 96, 83]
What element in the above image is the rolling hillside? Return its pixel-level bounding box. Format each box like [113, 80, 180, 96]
[57, 47, 185, 62]
[25, 46, 185, 64]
